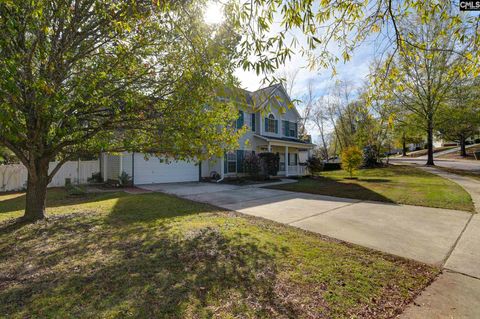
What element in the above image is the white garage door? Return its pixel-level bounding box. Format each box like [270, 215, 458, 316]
[133, 154, 198, 184]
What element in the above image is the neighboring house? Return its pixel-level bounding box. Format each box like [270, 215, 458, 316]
[101, 84, 315, 185]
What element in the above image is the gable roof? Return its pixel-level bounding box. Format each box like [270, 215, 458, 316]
[219, 83, 302, 117]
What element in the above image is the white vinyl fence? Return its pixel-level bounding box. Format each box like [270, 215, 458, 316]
[0, 160, 99, 192]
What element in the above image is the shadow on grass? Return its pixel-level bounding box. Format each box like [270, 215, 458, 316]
[360, 178, 390, 183]
[0, 188, 126, 217]
[272, 176, 395, 204]
[0, 199, 297, 318]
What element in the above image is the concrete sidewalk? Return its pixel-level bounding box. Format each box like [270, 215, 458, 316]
[397, 166, 480, 318]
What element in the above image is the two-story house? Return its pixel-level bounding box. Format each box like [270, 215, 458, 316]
[201, 84, 315, 180]
[100, 84, 314, 185]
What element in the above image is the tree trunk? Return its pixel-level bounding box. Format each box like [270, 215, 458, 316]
[460, 135, 467, 157]
[402, 132, 407, 156]
[426, 121, 434, 166]
[23, 161, 49, 222]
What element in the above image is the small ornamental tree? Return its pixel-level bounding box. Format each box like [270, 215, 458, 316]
[341, 146, 363, 178]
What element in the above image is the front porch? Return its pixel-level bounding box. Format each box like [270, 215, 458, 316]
[254, 135, 315, 177]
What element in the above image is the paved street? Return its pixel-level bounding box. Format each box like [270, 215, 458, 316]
[390, 157, 480, 172]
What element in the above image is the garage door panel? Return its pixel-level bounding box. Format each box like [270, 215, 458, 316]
[134, 154, 198, 184]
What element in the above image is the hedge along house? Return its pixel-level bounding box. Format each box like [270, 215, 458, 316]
[100, 84, 315, 185]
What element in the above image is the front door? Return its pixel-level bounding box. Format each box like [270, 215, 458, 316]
[279, 153, 285, 171]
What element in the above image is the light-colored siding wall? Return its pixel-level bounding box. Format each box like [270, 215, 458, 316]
[202, 157, 222, 178]
[122, 153, 133, 176]
[106, 154, 120, 180]
[259, 89, 299, 138]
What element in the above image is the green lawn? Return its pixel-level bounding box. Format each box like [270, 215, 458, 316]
[270, 165, 474, 212]
[0, 189, 438, 318]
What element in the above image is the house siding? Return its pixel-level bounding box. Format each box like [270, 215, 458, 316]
[106, 154, 120, 180]
[122, 153, 133, 177]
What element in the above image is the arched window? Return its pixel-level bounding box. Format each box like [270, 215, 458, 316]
[265, 113, 277, 133]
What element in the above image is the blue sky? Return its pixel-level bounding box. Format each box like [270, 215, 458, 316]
[236, 42, 374, 99]
[209, 1, 394, 141]
[234, 34, 379, 141]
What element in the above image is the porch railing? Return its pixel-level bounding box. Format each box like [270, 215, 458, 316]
[287, 165, 307, 176]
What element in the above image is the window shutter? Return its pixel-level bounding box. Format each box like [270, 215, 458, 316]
[282, 120, 286, 136]
[294, 122, 298, 138]
[236, 110, 244, 129]
[295, 153, 298, 165]
[275, 120, 278, 134]
[236, 150, 244, 173]
[285, 121, 290, 136]
[224, 153, 227, 173]
[251, 113, 256, 132]
[264, 117, 268, 132]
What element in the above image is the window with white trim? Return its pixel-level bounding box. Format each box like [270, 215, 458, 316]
[227, 152, 237, 173]
[265, 114, 276, 133]
[289, 123, 296, 137]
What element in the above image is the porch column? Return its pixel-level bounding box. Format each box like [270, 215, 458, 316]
[220, 155, 225, 179]
[267, 143, 271, 152]
[285, 146, 288, 177]
[297, 152, 300, 176]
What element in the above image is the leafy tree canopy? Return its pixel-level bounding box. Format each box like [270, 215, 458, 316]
[231, 0, 479, 81]
[0, 0, 242, 220]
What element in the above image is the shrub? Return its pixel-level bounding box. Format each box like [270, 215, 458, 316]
[341, 146, 363, 178]
[363, 145, 381, 168]
[474, 138, 480, 144]
[306, 156, 323, 174]
[243, 153, 263, 180]
[323, 162, 342, 171]
[88, 172, 103, 184]
[258, 152, 279, 178]
[65, 178, 86, 196]
[118, 172, 132, 187]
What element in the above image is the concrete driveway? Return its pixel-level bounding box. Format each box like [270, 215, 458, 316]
[139, 182, 472, 266]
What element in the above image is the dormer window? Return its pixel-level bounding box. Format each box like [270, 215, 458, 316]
[265, 114, 278, 133]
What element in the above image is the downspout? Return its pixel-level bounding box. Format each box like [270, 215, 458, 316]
[131, 152, 135, 185]
[198, 160, 202, 182]
[217, 155, 225, 183]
